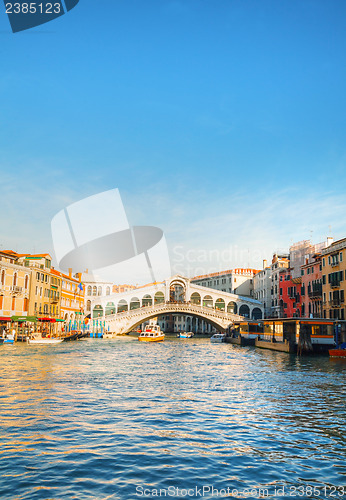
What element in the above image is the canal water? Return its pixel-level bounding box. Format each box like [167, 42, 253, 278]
[0, 338, 345, 500]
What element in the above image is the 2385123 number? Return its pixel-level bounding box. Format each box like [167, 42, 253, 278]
[5, 3, 62, 14]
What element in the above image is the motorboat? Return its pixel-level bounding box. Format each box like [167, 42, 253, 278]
[211, 333, 226, 343]
[138, 324, 165, 342]
[329, 343, 346, 357]
[177, 331, 194, 338]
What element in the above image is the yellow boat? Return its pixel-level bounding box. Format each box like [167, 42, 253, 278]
[138, 324, 165, 342]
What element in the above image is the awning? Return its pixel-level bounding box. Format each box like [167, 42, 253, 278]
[0, 316, 11, 321]
[38, 317, 56, 322]
[11, 315, 37, 323]
[56, 319, 65, 322]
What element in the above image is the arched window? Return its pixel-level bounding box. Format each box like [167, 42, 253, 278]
[130, 297, 140, 310]
[13, 273, 17, 287]
[154, 291, 165, 304]
[117, 300, 128, 313]
[215, 298, 225, 311]
[202, 295, 213, 308]
[227, 301, 237, 314]
[24, 275, 29, 289]
[24, 298, 29, 312]
[1, 270, 5, 285]
[98, 286, 102, 296]
[190, 292, 201, 305]
[93, 286, 97, 296]
[142, 295, 152, 307]
[106, 286, 111, 295]
[239, 304, 250, 318]
[87, 285, 92, 296]
[86, 300, 91, 312]
[252, 307, 262, 320]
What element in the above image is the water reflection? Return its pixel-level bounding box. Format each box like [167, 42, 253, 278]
[0, 339, 345, 499]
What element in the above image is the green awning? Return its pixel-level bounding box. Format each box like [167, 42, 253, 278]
[11, 315, 37, 323]
[56, 319, 65, 322]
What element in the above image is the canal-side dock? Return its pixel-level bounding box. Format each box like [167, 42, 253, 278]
[254, 338, 296, 353]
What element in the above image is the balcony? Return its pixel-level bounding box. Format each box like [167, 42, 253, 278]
[10, 286, 23, 294]
[308, 286, 322, 298]
[331, 261, 339, 267]
[330, 299, 343, 307]
[330, 281, 341, 289]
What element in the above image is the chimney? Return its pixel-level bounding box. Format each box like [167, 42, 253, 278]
[68, 268, 72, 279]
[326, 237, 334, 247]
[263, 259, 267, 269]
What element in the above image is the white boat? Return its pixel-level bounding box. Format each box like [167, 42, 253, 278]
[177, 331, 194, 338]
[138, 324, 165, 342]
[27, 335, 63, 345]
[211, 333, 226, 343]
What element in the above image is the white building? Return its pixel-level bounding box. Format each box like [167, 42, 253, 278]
[81, 272, 113, 316]
[253, 260, 272, 318]
[190, 268, 260, 297]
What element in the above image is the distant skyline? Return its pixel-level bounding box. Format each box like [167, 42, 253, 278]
[1, 1, 346, 281]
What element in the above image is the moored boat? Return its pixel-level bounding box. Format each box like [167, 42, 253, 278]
[27, 334, 63, 345]
[329, 348, 346, 358]
[138, 324, 165, 342]
[211, 333, 226, 343]
[177, 331, 194, 338]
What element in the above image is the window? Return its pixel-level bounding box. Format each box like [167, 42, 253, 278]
[1, 270, 5, 285]
[13, 273, 17, 286]
[322, 257, 325, 267]
[11, 297, 15, 310]
[340, 252, 343, 262]
[87, 285, 92, 296]
[106, 286, 110, 295]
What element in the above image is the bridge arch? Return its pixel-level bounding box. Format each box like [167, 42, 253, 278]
[154, 291, 165, 304]
[203, 295, 213, 308]
[252, 307, 262, 320]
[142, 294, 152, 307]
[117, 299, 128, 313]
[130, 297, 141, 310]
[190, 292, 201, 305]
[215, 298, 225, 311]
[227, 301, 237, 314]
[239, 304, 250, 318]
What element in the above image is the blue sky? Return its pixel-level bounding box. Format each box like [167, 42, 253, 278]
[1, 0, 346, 278]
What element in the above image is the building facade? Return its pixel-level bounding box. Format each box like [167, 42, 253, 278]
[191, 268, 260, 297]
[253, 260, 272, 318]
[321, 238, 346, 320]
[0, 250, 31, 328]
[301, 254, 323, 318]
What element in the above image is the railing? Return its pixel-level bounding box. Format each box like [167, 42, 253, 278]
[331, 261, 339, 267]
[329, 298, 344, 307]
[308, 289, 322, 298]
[10, 286, 23, 294]
[331, 281, 341, 288]
[103, 301, 246, 323]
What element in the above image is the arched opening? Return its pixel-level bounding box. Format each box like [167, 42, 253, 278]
[117, 300, 128, 313]
[239, 304, 250, 318]
[154, 291, 165, 304]
[227, 301, 237, 314]
[252, 307, 262, 320]
[105, 302, 116, 315]
[106, 286, 111, 295]
[86, 300, 91, 312]
[98, 286, 102, 296]
[130, 297, 141, 310]
[190, 292, 201, 305]
[93, 305, 104, 318]
[142, 294, 153, 307]
[169, 279, 186, 302]
[215, 298, 225, 311]
[87, 285, 92, 296]
[93, 286, 97, 296]
[203, 295, 213, 308]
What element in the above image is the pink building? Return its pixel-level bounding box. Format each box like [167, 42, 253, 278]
[301, 254, 323, 318]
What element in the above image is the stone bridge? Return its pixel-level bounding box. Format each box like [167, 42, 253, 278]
[90, 275, 263, 334]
